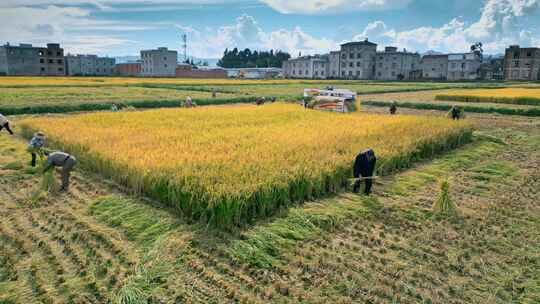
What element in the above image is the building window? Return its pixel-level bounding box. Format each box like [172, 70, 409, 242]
[341, 71, 345, 77]
[58, 67, 63, 72]
[391, 71, 396, 76]
[349, 62, 353, 68]
[392, 63, 397, 68]
[356, 71, 360, 76]
[57, 59, 63, 64]
[165, 64, 168, 68]
[314, 71, 318, 76]
[526, 52, 532, 57]
[357, 62, 362, 67]
[348, 71, 353, 76]
[41, 67, 45, 72]
[341, 54, 346, 59]
[48, 59, 53, 64]
[461, 63, 466, 69]
[513, 52, 519, 59]
[357, 53, 362, 59]
[57, 52, 62, 56]
[40, 59, 45, 64]
[305, 70, 308, 75]
[349, 53, 354, 59]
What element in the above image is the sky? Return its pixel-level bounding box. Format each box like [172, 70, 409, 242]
[1, 0, 540, 59]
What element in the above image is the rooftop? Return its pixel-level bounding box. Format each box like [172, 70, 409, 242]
[341, 39, 377, 47]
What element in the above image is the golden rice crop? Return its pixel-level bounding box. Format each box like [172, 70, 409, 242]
[20, 103, 472, 226]
[436, 88, 540, 106]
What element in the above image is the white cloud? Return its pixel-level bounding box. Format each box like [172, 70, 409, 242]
[179, 14, 336, 58]
[354, 0, 540, 54]
[0, 5, 161, 55]
[260, 0, 412, 14]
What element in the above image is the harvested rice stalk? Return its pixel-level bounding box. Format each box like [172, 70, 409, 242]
[433, 178, 458, 216]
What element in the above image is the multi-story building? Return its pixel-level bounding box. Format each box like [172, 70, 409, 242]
[374, 47, 421, 80]
[283, 55, 328, 79]
[0, 43, 65, 76]
[339, 39, 377, 79]
[420, 54, 448, 79]
[447, 53, 481, 81]
[328, 51, 341, 79]
[140, 47, 177, 77]
[504, 45, 540, 81]
[65, 54, 115, 76]
[480, 57, 504, 80]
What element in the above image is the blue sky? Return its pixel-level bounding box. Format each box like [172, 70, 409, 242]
[1, 0, 539, 58]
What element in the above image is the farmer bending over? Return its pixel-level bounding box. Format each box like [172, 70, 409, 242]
[28, 132, 46, 167]
[0, 113, 14, 135]
[353, 149, 377, 195]
[43, 151, 77, 192]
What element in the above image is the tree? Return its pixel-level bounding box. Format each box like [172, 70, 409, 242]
[471, 42, 484, 60]
[217, 48, 291, 68]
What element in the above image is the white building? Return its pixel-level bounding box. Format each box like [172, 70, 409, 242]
[140, 47, 178, 77]
[282, 55, 328, 79]
[65, 54, 115, 76]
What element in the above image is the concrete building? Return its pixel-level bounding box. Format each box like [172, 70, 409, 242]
[283, 55, 328, 79]
[0, 43, 65, 76]
[374, 47, 421, 80]
[328, 51, 341, 79]
[65, 54, 115, 76]
[420, 54, 448, 80]
[447, 53, 481, 81]
[480, 58, 504, 80]
[339, 39, 377, 79]
[140, 47, 178, 77]
[504, 45, 540, 81]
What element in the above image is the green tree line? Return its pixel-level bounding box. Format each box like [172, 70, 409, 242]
[217, 48, 291, 68]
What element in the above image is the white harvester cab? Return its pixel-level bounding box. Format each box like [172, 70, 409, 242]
[303, 88, 357, 113]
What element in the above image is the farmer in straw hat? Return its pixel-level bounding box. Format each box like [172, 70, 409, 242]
[353, 149, 377, 195]
[43, 151, 77, 192]
[28, 132, 46, 167]
[0, 113, 14, 135]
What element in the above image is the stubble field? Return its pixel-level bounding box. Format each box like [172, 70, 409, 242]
[0, 77, 538, 303]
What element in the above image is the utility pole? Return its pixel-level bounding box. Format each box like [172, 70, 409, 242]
[181, 33, 188, 63]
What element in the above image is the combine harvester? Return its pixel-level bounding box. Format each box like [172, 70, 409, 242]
[303, 88, 357, 113]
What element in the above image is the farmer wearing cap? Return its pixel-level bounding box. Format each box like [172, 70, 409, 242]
[43, 151, 77, 192]
[28, 132, 46, 167]
[0, 113, 14, 135]
[353, 149, 377, 195]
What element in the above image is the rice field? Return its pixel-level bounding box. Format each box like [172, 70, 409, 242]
[435, 87, 540, 105]
[20, 103, 471, 226]
[0, 86, 237, 109]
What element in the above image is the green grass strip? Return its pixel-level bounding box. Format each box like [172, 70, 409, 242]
[364, 100, 540, 117]
[0, 96, 258, 115]
[435, 94, 540, 106]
